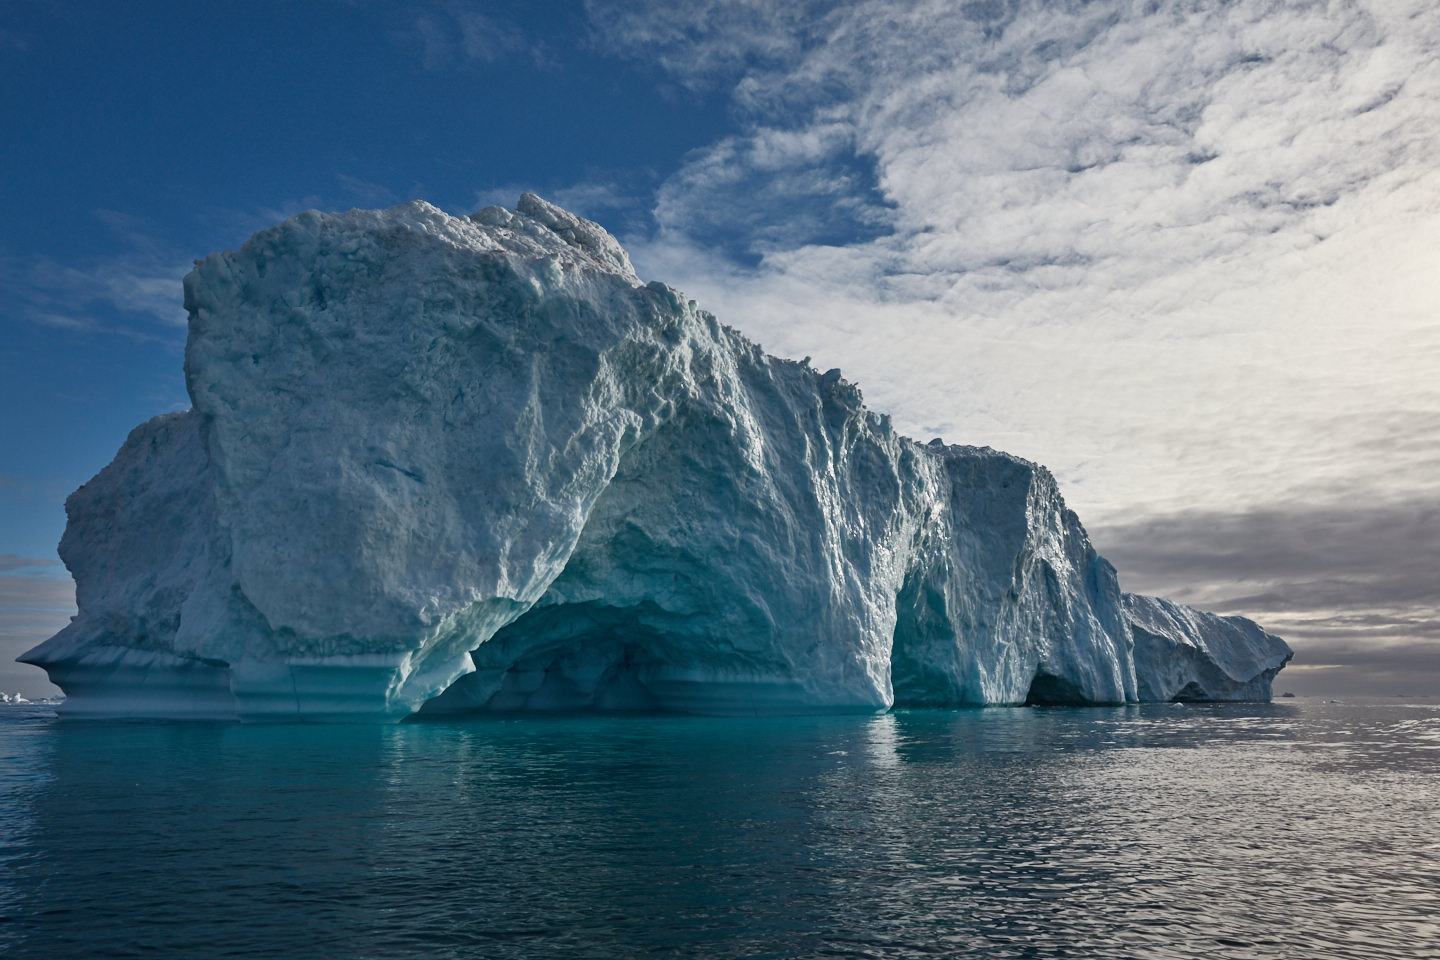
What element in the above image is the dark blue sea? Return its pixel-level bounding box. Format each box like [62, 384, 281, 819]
[2, 699, 1437, 959]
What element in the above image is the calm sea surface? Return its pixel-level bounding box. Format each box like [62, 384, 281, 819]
[2, 699, 1438, 959]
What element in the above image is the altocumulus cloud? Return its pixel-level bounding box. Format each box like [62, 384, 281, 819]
[589, 0, 1440, 690]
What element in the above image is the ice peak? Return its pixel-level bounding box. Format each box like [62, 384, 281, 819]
[471, 193, 638, 283]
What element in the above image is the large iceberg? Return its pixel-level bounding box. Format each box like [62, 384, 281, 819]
[20, 196, 1291, 720]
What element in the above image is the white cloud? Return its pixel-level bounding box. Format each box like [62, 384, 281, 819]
[603, 0, 1440, 520]
[591, 0, 1440, 672]
[0, 259, 188, 337]
[583, 0, 836, 90]
[25, 256, 188, 326]
[0, 207, 198, 335]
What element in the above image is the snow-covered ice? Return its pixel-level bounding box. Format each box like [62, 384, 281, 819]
[20, 196, 1291, 720]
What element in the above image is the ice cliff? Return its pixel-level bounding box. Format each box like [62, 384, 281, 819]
[20, 196, 1291, 720]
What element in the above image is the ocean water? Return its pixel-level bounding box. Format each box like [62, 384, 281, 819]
[2, 699, 1437, 960]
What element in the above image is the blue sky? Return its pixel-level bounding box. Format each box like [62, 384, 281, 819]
[3, 0, 1439, 697]
[1, 1, 728, 539]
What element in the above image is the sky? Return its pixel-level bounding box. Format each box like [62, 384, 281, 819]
[2, 0, 1436, 699]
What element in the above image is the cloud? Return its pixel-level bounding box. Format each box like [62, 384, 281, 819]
[1272, 641, 1440, 698]
[0, 555, 57, 573]
[0, 209, 192, 335]
[471, 179, 662, 241]
[0, 577, 75, 632]
[583, 0, 838, 91]
[337, 174, 399, 208]
[24, 256, 187, 326]
[1095, 499, 1438, 601]
[194, 195, 327, 249]
[407, 2, 541, 71]
[590, 0, 1440, 691]
[628, 0, 1440, 282]
[474, 180, 628, 217]
[652, 125, 894, 262]
[1091, 496, 1440, 676]
[0, 575, 74, 698]
[602, 0, 1440, 520]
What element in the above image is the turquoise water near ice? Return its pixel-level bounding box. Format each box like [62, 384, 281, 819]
[2, 699, 1438, 959]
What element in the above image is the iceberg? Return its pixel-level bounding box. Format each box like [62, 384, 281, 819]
[1126, 594, 1293, 702]
[20, 195, 1291, 720]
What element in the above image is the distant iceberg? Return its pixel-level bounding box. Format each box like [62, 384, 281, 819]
[20, 196, 1291, 720]
[0, 692, 62, 706]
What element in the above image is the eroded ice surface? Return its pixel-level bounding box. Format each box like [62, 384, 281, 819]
[21, 196, 1291, 720]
